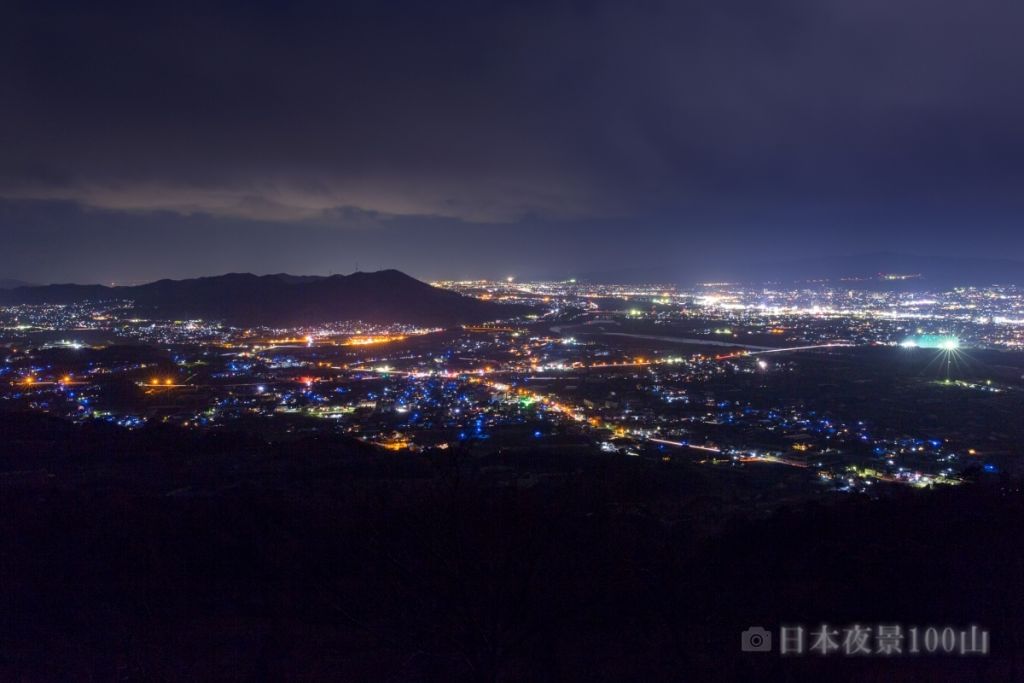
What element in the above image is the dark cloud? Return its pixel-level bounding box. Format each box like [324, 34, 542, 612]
[2, 0, 1023, 279]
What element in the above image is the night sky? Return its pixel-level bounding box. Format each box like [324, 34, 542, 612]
[3, 0, 1024, 284]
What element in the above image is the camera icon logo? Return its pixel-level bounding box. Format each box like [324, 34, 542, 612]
[741, 626, 772, 652]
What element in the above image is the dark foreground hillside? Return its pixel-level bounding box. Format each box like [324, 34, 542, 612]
[1, 413, 1022, 682]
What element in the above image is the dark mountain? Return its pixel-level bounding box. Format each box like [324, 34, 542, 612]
[0, 270, 526, 326]
[0, 278, 32, 289]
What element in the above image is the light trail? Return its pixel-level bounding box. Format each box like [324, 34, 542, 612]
[596, 332, 774, 350]
[753, 342, 855, 354]
[648, 437, 720, 453]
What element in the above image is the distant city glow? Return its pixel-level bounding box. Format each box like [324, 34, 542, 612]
[0, 277, 1015, 489]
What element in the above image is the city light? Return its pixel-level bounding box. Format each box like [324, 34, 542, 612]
[900, 335, 960, 350]
[0, 278, 1008, 491]
[4, 4, 1024, 674]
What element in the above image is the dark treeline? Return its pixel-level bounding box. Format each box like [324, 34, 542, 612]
[1, 412, 1021, 681]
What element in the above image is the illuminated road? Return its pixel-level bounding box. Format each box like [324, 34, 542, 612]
[596, 333, 855, 356]
[753, 342, 855, 354]
[597, 332, 775, 349]
[648, 437, 721, 453]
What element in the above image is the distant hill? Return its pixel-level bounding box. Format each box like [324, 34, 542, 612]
[0, 270, 526, 326]
[574, 253, 1024, 287]
[740, 252, 1024, 287]
[0, 278, 32, 289]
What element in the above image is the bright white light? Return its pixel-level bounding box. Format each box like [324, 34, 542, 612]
[757, 360, 768, 370]
[940, 339, 959, 351]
